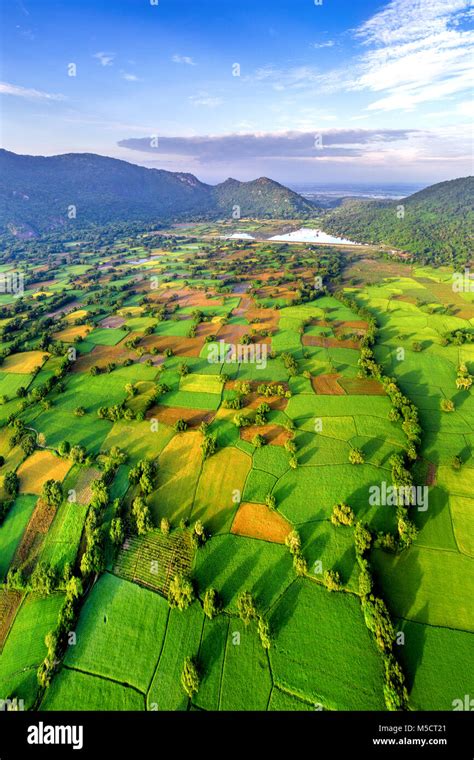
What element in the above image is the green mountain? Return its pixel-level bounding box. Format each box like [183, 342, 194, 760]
[322, 177, 474, 264]
[213, 176, 314, 218]
[0, 150, 315, 236]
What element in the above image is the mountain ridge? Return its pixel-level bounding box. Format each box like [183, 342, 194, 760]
[0, 149, 316, 236]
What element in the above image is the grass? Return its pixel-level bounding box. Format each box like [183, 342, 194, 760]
[0, 592, 65, 709]
[0, 495, 38, 581]
[147, 603, 204, 711]
[395, 618, 474, 710]
[194, 534, 294, 614]
[219, 621, 272, 710]
[191, 446, 251, 534]
[86, 328, 126, 346]
[180, 374, 223, 395]
[269, 579, 385, 709]
[0, 371, 34, 397]
[41, 667, 145, 711]
[39, 501, 89, 574]
[148, 432, 203, 525]
[192, 615, 228, 711]
[64, 574, 169, 692]
[372, 546, 474, 632]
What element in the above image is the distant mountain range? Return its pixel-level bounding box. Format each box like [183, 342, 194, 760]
[1, 150, 471, 265]
[0, 149, 315, 236]
[323, 177, 474, 263]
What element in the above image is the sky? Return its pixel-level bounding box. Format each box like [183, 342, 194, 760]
[1, 0, 473, 185]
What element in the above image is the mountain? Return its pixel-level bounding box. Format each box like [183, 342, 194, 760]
[213, 176, 314, 218]
[0, 150, 315, 236]
[321, 177, 474, 264]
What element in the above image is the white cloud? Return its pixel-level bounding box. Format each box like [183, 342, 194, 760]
[172, 54, 196, 66]
[352, 0, 474, 111]
[189, 92, 223, 107]
[93, 51, 115, 67]
[312, 40, 335, 49]
[121, 71, 140, 82]
[0, 81, 65, 101]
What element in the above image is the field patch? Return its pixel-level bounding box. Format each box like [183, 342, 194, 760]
[191, 446, 251, 533]
[231, 501, 292, 543]
[0, 590, 23, 651]
[149, 432, 203, 525]
[0, 495, 37, 580]
[372, 547, 474, 632]
[0, 593, 65, 709]
[17, 451, 71, 495]
[114, 529, 195, 596]
[396, 619, 474, 710]
[219, 622, 272, 710]
[64, 574, 169, 693]
[194, 534, 293, 613]
[1, 351, 48, 374]
[42, 668, 145, 711]
[147, 603, 205, 711]
[269, 579, 385, 709]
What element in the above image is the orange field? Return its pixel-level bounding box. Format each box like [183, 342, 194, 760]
[17, 450, 72, 495]
[231, 501, 292, 543]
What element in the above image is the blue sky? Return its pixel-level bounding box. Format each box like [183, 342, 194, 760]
[1, 0, 473, 184]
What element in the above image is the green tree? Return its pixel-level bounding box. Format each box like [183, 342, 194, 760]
[168, 573, 194, 610]
[181, 657, 200, 699]
[203, 588, 221, 619]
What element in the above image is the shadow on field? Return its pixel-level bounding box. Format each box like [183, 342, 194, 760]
[268, 579, 303, 636]
[401, 602, 429, 694]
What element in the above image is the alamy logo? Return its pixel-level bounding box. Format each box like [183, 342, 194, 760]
[0, 697, 24, 711]
[27, 722, 84, 750]
[0, 272, 24, 297]
[207, 339, 267, 369]
[369, 482, 429, 512]
[452, 694, 474, 710]
[452, 268, 474, 293]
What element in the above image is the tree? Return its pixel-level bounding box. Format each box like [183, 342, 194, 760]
[285, 530, 301, 555]
[3, 471, 19, 497]
[252, 433, 265, 448]
[168, 573, 194, 610]
[201, 432, 217, 460]
[265, 493, 276, 510]
[440, 398, 455, 412]
[237, 590, 257, 625]
[181, 657, 199, 699]
[41, 480, 62, 508]
[203, 588, 221, 619]
[174, 418, 188, 432]
[257, 616, 271, 649]
[192, 519, 206, 547]
[131, 497, 152, 535]
[354, 522, 372, 556]
[331, 503, 355, 527]
[160, 516, 170, 535]
[110, 517, 124, 546]
[293, 554, 307, 576]
[349, 447, 365, 465]
[323, 569, 342, 591]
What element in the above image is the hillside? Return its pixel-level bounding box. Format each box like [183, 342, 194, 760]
[214, 176, 314, 218]
[322, 177, 474, 264]
[0, 150, 315, 236]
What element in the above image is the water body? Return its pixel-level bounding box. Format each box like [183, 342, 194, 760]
[268, 228, 362, 245]
[290, 182, 424, 203]
[223, 232, 255, 240]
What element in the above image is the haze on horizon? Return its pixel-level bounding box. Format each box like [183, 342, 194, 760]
[1, 0, 473, 185]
